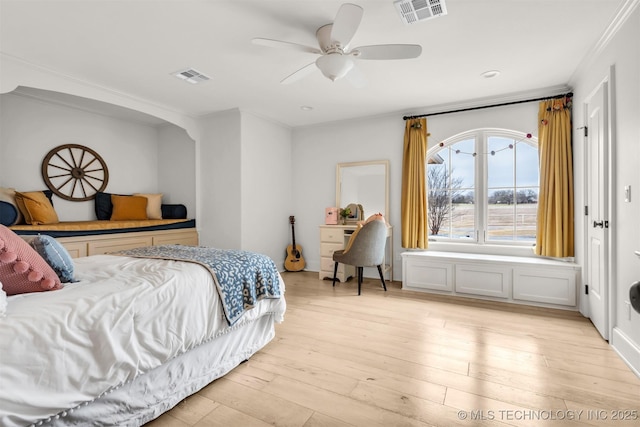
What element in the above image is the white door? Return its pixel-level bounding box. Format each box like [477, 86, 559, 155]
[585, 81, 609, 340]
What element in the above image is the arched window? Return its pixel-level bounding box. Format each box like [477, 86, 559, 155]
[427, 129, 539, 246]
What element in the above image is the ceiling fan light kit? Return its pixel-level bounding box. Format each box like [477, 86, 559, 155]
[316, 53, 354, 81]
[252, 3, 423, 85]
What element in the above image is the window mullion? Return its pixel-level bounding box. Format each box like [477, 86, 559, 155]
[477, 132, 487, 244]
[512, 141, 517, 240]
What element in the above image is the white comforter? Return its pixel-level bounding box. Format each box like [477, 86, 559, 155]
[0, 254, 286, 427]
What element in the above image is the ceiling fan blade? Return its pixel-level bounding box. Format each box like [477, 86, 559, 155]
[344, 64, 367, 88]
[352, 44, 422, 60]
[330, 3, 363, 47]
[280, 62, 317, 84]
[252, 38, 322, 55]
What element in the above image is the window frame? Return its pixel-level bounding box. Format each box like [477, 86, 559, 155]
[426, 128, 539, 249]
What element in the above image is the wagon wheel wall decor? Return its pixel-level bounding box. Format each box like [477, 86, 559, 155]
[42, 144, 109, 201]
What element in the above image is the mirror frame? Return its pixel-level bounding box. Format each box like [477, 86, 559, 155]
[336, 160, 389, 222]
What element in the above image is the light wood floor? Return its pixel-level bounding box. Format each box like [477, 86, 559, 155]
[147, 272, 640, 427]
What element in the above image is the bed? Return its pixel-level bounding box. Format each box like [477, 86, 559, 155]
[0, 227, 287, 427]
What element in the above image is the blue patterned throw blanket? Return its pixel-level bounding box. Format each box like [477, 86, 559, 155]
[114, 245, 281, 325]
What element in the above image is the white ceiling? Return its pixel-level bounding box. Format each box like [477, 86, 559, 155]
[0, 0, 625, 128]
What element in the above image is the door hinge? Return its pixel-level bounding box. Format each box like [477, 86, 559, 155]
[585, 284, 589, 295]
[584, 206, 588, 216]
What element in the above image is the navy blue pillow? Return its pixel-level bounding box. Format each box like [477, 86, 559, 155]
[161, 204, 187, 219]
[43, 189, 54, 206]
[0, 201, 18, 226]
[94, 191, 113, 220]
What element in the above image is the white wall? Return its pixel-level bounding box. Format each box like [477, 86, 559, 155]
[197, 109, 242, 249]
[0, 91, 164, 220]
[292, 114, 405, 278]
[197, 110, 293, 268]
[571, 6, 640, 375]
[241, 112, 293, 267]
[292, 102, 538, 280]
[158, 124, 196, 217]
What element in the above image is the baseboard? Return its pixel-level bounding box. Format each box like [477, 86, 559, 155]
[611, 327, 640, 378]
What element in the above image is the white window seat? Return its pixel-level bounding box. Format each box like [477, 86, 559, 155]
[401, 251, 581, 309]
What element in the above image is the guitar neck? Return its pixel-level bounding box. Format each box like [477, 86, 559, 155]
[291, 223, 297, 248]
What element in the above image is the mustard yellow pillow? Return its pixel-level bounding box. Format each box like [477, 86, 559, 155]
[110, 195, 148, 220]
[14, 191, 59, 225]
[133, 193, 163, 219]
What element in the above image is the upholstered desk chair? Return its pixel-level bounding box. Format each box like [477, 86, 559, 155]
[332, 219, 387, 295]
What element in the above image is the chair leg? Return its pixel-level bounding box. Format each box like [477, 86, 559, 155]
[357, 267, 363, 295]
[377, 265, 387, 291]
[332, 262, 339, 287]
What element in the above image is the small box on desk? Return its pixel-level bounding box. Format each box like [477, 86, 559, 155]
[325, 207, 338, 225]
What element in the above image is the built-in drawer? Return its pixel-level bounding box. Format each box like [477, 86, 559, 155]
[88, 236, 153, 255]
[61, 241, 88, 259]
[152, 229, 199, 246]
[320, 227, 345, 243]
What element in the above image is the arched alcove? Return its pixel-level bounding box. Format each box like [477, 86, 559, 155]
[0, 86, 197, 221]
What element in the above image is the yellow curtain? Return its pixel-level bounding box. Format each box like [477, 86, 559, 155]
[535, 96, 574, 257]
[401, 118, 428, 248]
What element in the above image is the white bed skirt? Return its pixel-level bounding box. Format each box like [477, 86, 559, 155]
[45, 313, 278, 426]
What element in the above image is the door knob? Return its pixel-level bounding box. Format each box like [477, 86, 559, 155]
[593, 220, 604, 228]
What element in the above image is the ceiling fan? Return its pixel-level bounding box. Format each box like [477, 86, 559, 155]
[252, 3, 422, 86]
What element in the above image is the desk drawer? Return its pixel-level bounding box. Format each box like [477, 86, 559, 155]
[321, 257, 352, 276]
[321, 242, 344, 258]
[320, 228, 344, 243]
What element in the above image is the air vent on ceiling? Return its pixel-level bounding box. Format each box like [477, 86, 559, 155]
[394, 0, 448, 25]
[173, 68, 210, 84]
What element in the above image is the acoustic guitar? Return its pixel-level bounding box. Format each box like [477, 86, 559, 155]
[284, 215, 305, 272]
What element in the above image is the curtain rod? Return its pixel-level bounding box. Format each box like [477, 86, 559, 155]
[402, 92, 573, 121]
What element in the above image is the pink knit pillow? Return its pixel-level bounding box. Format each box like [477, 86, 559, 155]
[0, 225, 62, 295]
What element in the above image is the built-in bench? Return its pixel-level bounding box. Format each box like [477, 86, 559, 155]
[401, 251, 581, 309]
[6, 190, 198, 258]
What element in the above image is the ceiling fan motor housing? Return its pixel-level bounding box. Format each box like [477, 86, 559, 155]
[316, 24, 344, 53]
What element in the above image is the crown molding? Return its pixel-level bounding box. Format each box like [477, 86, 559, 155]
[569, 0, 639, 84]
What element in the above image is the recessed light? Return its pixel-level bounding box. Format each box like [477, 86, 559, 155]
[481, 70, 500, 79]
[300, 106, 313, 111]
